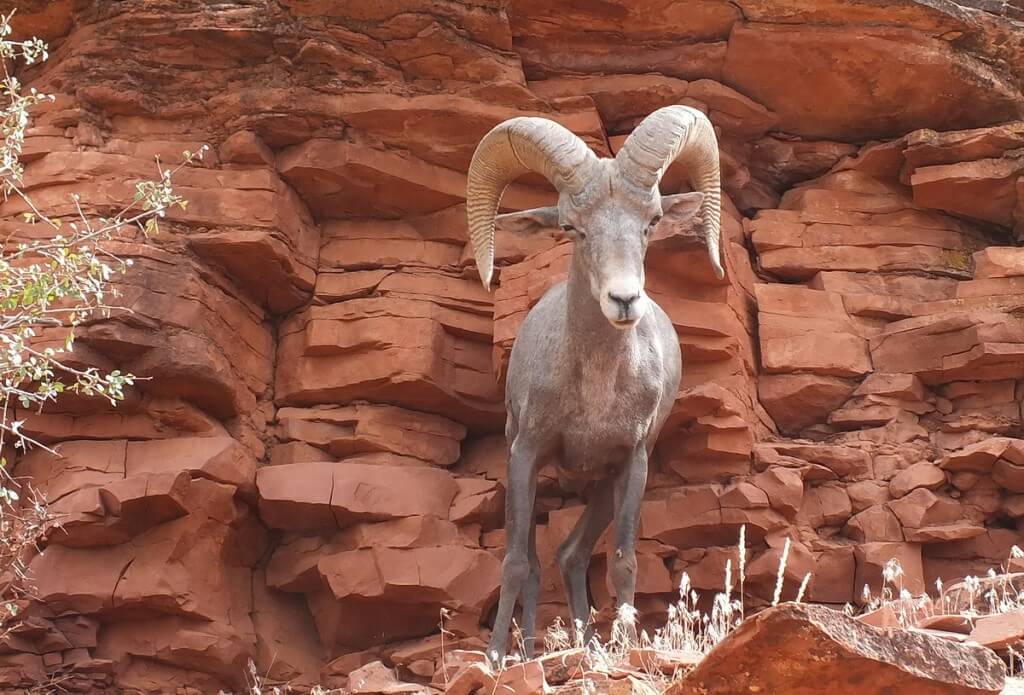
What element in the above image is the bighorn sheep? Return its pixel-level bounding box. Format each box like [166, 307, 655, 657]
[465, 105, 723, 665]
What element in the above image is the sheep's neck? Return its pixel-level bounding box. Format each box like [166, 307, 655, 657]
[565, 255, 634, 358]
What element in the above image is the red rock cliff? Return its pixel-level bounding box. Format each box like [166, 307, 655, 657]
[4, 0, 1024, 691]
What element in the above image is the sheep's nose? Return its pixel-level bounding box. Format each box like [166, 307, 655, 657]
[608, 290, 641, 310]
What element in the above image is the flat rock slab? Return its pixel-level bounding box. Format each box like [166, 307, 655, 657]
[970, 611, 1024, 652]
[667, 603, 1005, 695]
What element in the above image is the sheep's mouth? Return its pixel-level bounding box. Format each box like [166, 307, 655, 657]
[610, 317, 640, 330]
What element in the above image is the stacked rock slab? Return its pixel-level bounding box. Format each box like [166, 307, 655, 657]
[3, 0, 1024, 691]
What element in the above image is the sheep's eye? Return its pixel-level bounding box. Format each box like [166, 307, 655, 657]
[645, 216, 662, 235]
[562, 224, 585, 240]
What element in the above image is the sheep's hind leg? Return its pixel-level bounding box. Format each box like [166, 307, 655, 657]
[609, 447, 649, 643]
[487, 439, 538, 668]
[555, 478, 614, 646]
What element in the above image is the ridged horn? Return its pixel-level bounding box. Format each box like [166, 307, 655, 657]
[615, 105, 724, 279]
[466, 117, 597, 290]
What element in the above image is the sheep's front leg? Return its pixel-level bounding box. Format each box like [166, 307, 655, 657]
[487, 439, 538, 668]
[518, 517, 541, 659]
[556, 478, 614, 641]
[610, 446, 648, 631]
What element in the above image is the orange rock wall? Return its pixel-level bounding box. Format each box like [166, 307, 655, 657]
[4, 1, 1024, 691]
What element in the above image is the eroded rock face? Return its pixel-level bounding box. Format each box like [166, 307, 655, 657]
[5, 0, 1024, 691]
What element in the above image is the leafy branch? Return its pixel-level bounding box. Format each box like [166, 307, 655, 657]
[0, 8, 203, 631]
[0, 12, 205, 461]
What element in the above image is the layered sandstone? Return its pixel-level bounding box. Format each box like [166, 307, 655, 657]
[3, 0, 1024, 692]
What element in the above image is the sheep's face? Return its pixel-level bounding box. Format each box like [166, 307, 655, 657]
[559, 187, 705, 330]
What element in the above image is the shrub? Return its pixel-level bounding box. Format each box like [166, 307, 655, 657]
[0, 8, 200, 635]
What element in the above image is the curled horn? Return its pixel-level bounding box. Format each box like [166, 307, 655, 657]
[615, 105, 724, 279]
[466, 118, 598, 290]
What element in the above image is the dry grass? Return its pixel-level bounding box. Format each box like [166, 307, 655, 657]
[852, 547, 1024, 677]
[0, 473, 50, 642]
[861, 548, 1024, 624]
[495, 525, 778, 691]
[219, 659, 337, 695]
[517, 532, 1024, 691]
[233, 530, 1024, 694]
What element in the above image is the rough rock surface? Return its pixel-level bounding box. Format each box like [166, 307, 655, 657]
[3, 0, 1024, 691]
[669, 603, 1006, 695]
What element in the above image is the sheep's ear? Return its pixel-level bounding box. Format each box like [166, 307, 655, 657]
[494, 206, 560, 232]
[660, 192, 705, 224]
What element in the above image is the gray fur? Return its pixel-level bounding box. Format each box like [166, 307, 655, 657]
[484, 160, 706, 665]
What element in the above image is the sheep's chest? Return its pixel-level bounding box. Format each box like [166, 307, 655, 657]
[557, 425, 642, 480]
[554, 356, 660, 479]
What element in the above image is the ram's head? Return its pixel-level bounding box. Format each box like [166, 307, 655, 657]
[466, 105, 723, 328]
